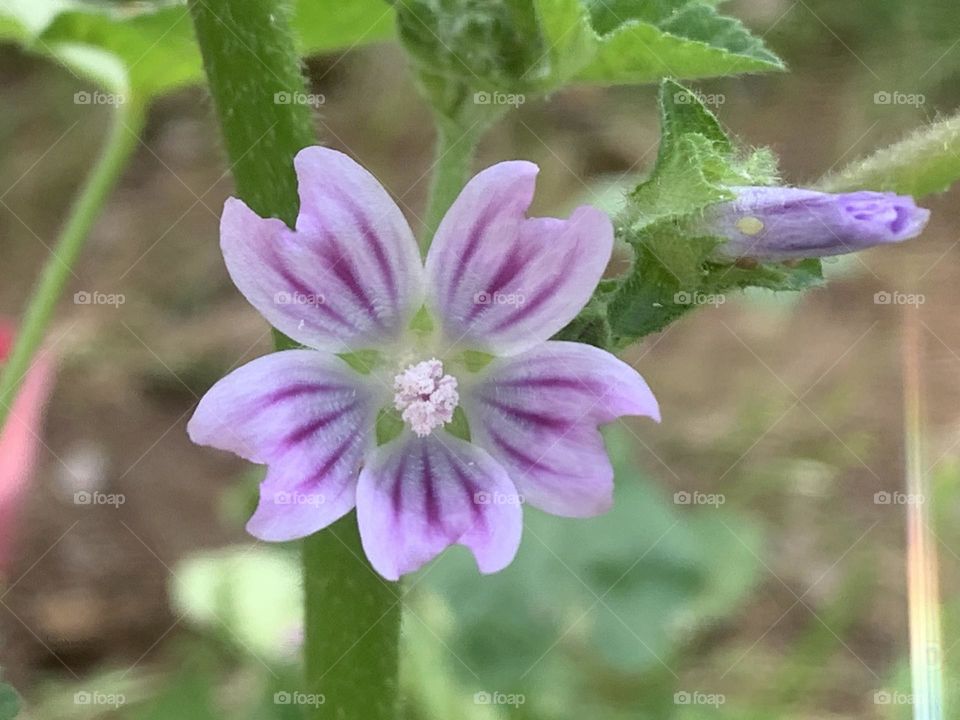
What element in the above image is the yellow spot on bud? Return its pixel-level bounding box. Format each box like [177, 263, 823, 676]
[735, 216, 764, 236]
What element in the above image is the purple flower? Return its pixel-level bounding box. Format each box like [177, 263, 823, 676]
[698, 186, 929, 261]
[188, 147, 659, 580]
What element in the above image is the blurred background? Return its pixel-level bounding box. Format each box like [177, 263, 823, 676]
[1, 0, 960, 717]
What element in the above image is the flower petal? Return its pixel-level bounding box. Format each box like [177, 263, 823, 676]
[188, 350, 381, 541]
[356, 431, 522, 581]
[425, 161, 613, 356]
[463, 341, 659, 517]
[220, 147, 423, 352]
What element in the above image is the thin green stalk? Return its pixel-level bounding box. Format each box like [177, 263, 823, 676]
[421, 119, 480, 250]
[188, 2, 401, 717]
[0, 100, 145, 429]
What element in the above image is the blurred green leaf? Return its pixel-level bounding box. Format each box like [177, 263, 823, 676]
[294, 0, 395, 54]
[0, 1, 199, 95]
[134, 661, 219, 720]
[819, 112, 960, 198]
[0, 0, 394, 98]
[171, 546, 301, 664]
[418, 427, 762, 716]
[0, 682, 19, 720]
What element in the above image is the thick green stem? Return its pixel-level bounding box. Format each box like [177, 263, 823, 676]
[0, 100, 145, 428]
[421, 119, 480, 250]
[188, 2, 401, 717]
[302, 515, 401, 719]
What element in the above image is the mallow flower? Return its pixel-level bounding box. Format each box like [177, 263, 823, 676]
[188, 147, 660, 581]
[697, 186, 929, 261]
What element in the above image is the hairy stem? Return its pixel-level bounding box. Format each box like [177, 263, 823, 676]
[0, 101, 144, 429]
[188, 1, 401, 717]
[421, 119, 480, 250]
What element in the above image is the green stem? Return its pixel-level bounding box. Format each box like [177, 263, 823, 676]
[0, 100, 145, 429]
[421, 119, 481, 251]
[302, 515, 401, 719]
[187, 2, 401, 717]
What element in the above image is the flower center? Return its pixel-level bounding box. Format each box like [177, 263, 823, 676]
[393, 358, 460, 437]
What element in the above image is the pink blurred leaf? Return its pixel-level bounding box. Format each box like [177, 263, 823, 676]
[0, 320, 54, 573]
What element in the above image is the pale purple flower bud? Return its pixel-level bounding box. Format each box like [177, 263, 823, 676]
[698, 187, 930, 262]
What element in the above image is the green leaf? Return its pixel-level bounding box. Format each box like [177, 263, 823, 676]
[0, 0, 394, 98]
[171, 546, 301, 663]
[134, 661, 220, 720]
[294, 0, 395, 54]
[1, 1, 200, 95]
[818, 112, 960, 199]
[533, 0, 783, 89]
[0, 682, 19, 720]
[395, 0, 781, 125]
[418, 427, 762, 712]
[574, 2, 784, 85]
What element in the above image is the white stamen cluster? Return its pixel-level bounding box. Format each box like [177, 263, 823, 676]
[393, 358, 459, 437]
